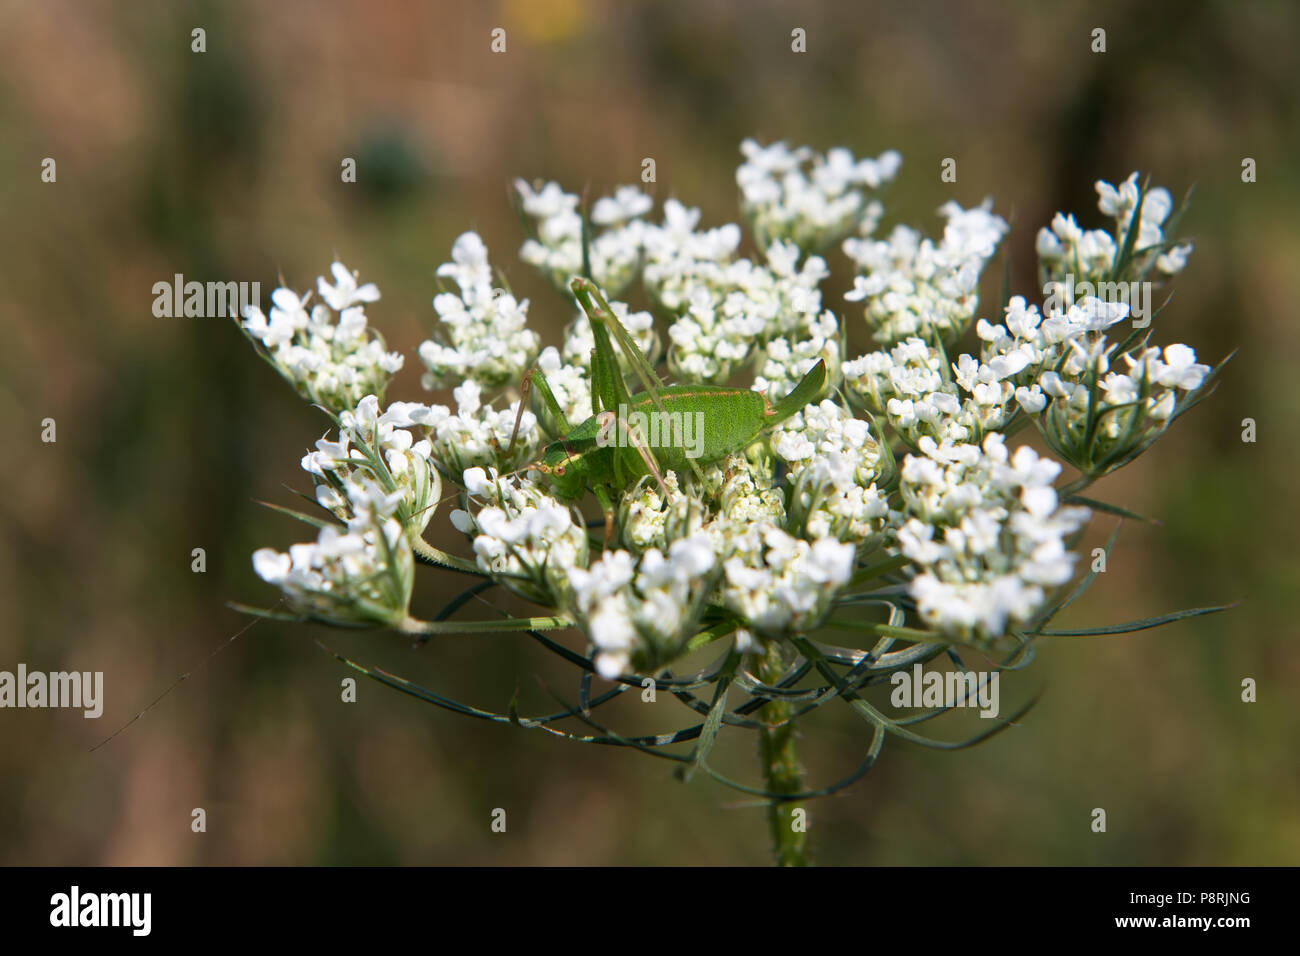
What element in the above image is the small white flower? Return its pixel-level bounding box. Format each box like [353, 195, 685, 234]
[317, 261, 381, 311]
[1158, 344, 1209, 390]
[252, 548, 292, 584]
[1157, 243, 1193, 275]
[463, 467, 492, 497]
[591, 186, 653, 226]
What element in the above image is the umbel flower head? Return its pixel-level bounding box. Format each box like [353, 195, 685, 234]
[1037, 171, 1193, 288]
[240, 261, 403, 413]
[450, 467, 589, 607]
[897, 434, 1091, 644]
[844, 198, 1008, 346]
[301, 394, 442, 536]
[384, 381, 540, 482]
[419, 232, 541, 390]
[514, 179, 650, 296]
[252, 476, 415, 628]
[238, 139, 1231, 864]
[737, 139, 901, 253]
[566, 534, 719, 678]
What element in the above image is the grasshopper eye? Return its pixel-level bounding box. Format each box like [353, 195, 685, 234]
[555, 464, 566, 476]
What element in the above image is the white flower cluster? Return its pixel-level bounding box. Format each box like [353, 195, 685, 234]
[719, 525, 856, 639]
[710, 456, 787, 529]
[382, 380, 539, 481]
[977, 294, 1132, 409]
[752, 308, 841, 400]
[976, 295, 1210, 467]
[559, 448, 856, 657]
[619, 471, 686, 553]
[843, 199, 1008, 346]
[515, 180, 650, 296]
[1037, 172, 1192, 287]
[641, 199, 743, 312]
[737, 139, 901, 252]
[897, 434, 1090, 641]
[301, 394, 440, 536]
[664, 284, 767, 382]
[446, 435, 867, 666]
[450, 467, 589, 606]
[618, 454, 788, 555]
[648, 235, 832, 384]
[774, 400, 891, 543]
[418, 232, 540, 389]
[843, 337, 1011, 446]
[1040, 341, 1210, 461]
[567, 535, 718, 678]
[253, 476, 414, 627]
[241, 261, 403, 412]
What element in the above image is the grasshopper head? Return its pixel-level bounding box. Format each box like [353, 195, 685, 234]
[533, 439, 588, 500]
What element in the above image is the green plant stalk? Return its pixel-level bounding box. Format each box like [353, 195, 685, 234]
[757, 640, 809, 866]
[1057, 474, 1094, 498]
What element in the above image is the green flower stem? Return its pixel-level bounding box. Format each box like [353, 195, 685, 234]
[1057, 474, 1095, 498]
[756, 640, 809, 866]
[397, 614, 570, 637]
[849, 553, 910, 588]
[410, 536, 482, 575]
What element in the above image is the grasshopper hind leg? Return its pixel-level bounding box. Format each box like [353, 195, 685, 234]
[593, 485, 617, 548]
[599, 410, 670, 497]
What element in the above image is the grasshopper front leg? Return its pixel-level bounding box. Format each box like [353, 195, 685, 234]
[508, 366, 574, 455]
[592, 411, 668, 547]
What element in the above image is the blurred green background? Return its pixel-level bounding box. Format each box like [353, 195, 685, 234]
[1, 0, 1296, 865]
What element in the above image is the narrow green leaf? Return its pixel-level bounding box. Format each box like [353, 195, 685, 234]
[1034, 521, 1122, 631]
[226, 601, 308, 623]
[1034, 602, 1237, 636]
[1063, 495, 1158, 524]
[850, 553, 910, 588]
[256, 499, 333, 530]
[681, 653, 738, 782]
[1109, 176, 1149, 283]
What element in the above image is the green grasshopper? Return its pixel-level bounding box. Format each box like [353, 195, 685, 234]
[508, 277, 828, 541]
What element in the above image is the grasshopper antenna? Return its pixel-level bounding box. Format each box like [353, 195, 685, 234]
[89, 603, 278, 753]
[579, 182, 595, 282]
[507, 368, 535, 454]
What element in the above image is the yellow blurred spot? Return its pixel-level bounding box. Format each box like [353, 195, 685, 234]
[505, 0, 588, 43]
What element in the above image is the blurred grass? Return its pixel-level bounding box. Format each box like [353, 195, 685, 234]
[0, 0, 1295, 864]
